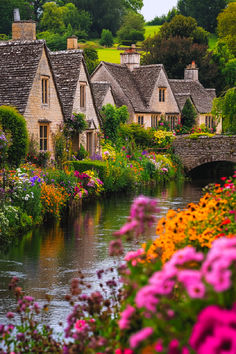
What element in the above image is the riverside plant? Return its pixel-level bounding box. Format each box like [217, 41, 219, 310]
[1, 185, 236, 353]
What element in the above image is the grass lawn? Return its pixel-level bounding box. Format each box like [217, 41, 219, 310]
[144, 25, 161, 38]
[97, 48, 123, 63]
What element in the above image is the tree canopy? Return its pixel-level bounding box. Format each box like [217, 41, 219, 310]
[177, 0, 227, 32]
[117, 11, 145, 45]
[217, 2, 236, 56]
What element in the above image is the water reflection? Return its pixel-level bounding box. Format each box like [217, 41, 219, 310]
[0, 180, 206, 327]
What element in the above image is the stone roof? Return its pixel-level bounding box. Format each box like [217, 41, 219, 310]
[169, 79, 214, 114]
[50, 50, 83, 120]
[101, 62, 148, 112]
[132, 64, 163, 107]
[0, 40, 45, 114]
[91, 81, 112, 112]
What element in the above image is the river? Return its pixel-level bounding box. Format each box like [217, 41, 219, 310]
[0, 179, 212, 329]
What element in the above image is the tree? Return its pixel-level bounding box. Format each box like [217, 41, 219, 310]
[117, 11, 145, 45]
[212, 87, 236, 133]
[217, 2, 236, 56]
[40, 2, 66, 33]
[177, 0, 227, 32]
[62, 3, 91, 35]
[147, 8, 178, 26]
[159, 15, 209, 44]
[181, 98, 197, 128]
[99, 29, 114, 47]
[83, 47, 99, 74]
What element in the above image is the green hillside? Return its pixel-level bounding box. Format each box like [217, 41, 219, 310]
[144, 25, 161, 38]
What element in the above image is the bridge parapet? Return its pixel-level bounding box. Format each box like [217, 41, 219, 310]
[173, 135, 236, 171]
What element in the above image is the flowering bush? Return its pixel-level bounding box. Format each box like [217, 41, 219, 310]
[153, 130, 176, 149]
[0, 184, 236, 353]
[40, 182, 67, 220]
[64, 112, 88, 137]
[147, 174, 236, 263]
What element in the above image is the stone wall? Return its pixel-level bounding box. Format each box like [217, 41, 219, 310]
[173, 135, 236, 171]
[24, 47, 64, 155]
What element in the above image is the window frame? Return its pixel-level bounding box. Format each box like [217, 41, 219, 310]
[41, 76, 49, 105]
[151, 115, 159, 129]
[167, 115, 178, 130]
[39, 123, 49, 151]
[205, 115, 214, 129]
[159, 88, 166, 102]
[138, 115, 144, 125]
[80, 82, 86, 108]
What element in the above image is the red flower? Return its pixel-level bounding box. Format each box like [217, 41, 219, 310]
[221, 218, 231, 225]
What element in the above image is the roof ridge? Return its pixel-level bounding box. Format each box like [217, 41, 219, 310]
[50, 49, 83, 55]
[0, 39, 45, 47]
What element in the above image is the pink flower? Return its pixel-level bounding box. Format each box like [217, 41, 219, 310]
[118, 305, 136, 330]
[129, 327, 153, 349]
[136, 285, 159, 312]
[74, 319, 88, 332]
[177, 270, 205, 298]
[155, 340, 163, 352]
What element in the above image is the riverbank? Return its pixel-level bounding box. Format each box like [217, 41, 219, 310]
[0, 150, 183, 247]
[0, 175, 235, 353]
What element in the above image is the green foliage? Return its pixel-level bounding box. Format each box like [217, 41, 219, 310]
[119, 123, 154, 148]
[177, 0, 227, 32]
[99, 29, 114, 47]
[40, 2, 66, 33]
[83, 47, 99, 74]
[70, 160, 107, 181]
[74, 144, 88, 160]
[64, 113, 88, 137]
[217, 2, 236, 56]
[117, 11, 145, 44]
[100, 104, 129, 144]
[37, 151, 50, 168]
[146, 7, 178, 26]
[212, 87, 236, 133]
[0, 106, 28, 167]
[53, 128, 67, 168]
[181, 98, 197, 128]
[223, 58, 236, 87]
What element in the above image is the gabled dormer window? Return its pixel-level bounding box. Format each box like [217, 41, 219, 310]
[159, 88, 166, 102]
[42, 77, 49, 104]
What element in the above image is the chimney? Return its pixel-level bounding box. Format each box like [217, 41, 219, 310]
[12, 9, 36, 41]
[120, 44, 140, 71]
[184, 61, 199, 81]
[67, 36, 78, 50]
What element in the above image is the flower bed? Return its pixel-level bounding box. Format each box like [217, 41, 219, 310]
[0, 175, 235, 353]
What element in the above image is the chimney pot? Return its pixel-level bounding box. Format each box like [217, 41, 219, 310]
[13, 8, 20, 22]
[67, 36, 78, 50]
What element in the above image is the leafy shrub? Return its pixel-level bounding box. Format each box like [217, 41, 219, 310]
[74, 144, 88, 160]
[181, 98, 197, 129]
[37, 151, 51, 168]
[70, 160, 107, 182]
[119, 123, 154, 148]
[0, 106, 28, 167]
[53, 129, 67, 168]
[99, 29, 114, 47]
[64, 112, 88, 137]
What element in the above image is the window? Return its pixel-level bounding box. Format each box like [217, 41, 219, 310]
[167, 115, 178, 130]
[80, 84, 86, 108]
[39, 124, 48, 151]
[42, 78, 49, 104]
[151, 115, 159, 129]
[138, 115, 144, 125]
[159, 88, 166, 102]
[205, 115, 214, 129]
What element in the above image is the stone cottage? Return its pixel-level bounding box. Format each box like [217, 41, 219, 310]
[0, 20, 64, 155]
[50, 37, 101, 156]
[91, 46, 220, 132]
[169, 61, 221, 133]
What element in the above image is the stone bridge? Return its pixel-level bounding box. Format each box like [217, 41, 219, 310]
[173, 135, 236, 172]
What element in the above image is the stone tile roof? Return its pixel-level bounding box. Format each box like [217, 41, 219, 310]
[132, 64, 163, 106]
[50, 50, 83, 120]
[91, 81, 111, 112]
[0, 40, 45, 114]
[101, 62, 148, 112]
[169, 79, 214, 113]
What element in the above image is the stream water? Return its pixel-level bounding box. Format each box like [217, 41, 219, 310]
[0, 179, 213, 329]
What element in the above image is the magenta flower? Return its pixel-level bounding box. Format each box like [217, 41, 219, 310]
[135, 285, 159, 312]
[129, 327, 153, 349]
[74, 319, 88, 332]
[118, 305, 136, 330]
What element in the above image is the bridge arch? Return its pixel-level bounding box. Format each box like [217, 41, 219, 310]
[173, 135, 236, 173]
